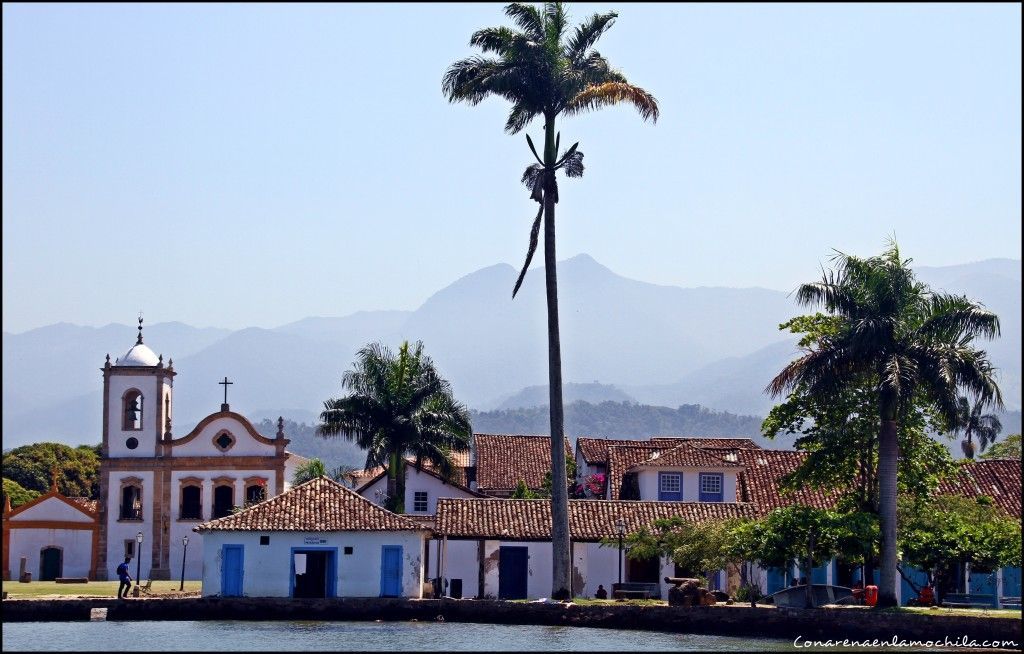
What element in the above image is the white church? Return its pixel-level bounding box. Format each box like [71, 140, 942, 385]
[4, 319, 307, 582]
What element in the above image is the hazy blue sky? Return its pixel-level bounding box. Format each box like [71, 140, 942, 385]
[3, 3, 1020, 333]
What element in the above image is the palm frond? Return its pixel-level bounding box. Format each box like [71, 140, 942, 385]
[564, 81, 659, 122]
[513, 204, 543, 298]
[504, 3, 545, 40]
[565, 11, 617, 61]
[561, 150, 584, 177]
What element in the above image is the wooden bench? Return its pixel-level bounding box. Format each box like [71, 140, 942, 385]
[942, 592, 997, 608]
[613, 589, 650, 600]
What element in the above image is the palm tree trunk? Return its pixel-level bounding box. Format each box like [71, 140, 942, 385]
[877, 419, 899, 607]
[543, 111, 571, 601]
[387, 451, 406, 514]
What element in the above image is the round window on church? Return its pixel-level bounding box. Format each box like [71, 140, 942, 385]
[125, 437, 139, 450]
[213, 431, 235, 452]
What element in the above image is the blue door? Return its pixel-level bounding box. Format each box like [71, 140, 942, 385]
[1002, 567, 1022, 598]
[222, 545, 244, 597]
[766, 567, 787, 594]
[380, 545, 403, 597]
[970, 569, 998, 606]
[499, 546, 529, 599]
[811, 563, 828, 585]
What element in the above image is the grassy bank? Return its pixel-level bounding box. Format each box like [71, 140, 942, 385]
[2, 580, 201, 598]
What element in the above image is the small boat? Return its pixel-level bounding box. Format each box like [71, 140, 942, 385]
[767, 584, 854, 607]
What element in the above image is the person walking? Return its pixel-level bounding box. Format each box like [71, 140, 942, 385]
[116, 557, 132, 599]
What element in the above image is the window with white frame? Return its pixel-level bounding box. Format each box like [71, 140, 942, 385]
[658, 472, 682, 501]
[699, 472, 724, 502]
[413, 491, 428, 512]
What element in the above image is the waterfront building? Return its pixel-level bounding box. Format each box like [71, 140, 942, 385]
[95, 321, 310, 581]
[2, 476, 98, 581]
[194, 476, 431, 598]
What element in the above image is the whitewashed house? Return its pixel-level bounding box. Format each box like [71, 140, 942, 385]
[195, 477, 431, 598]
[2, 479, 99, 581]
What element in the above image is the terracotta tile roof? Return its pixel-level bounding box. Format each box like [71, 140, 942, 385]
[346, 450, 473, 490]
[651, 436, 763, 451]
[435, 498, 758, 542]
[194, 476, 429, 532]
[474, 434, 573, 495]
[936, 459, 1021, 518]
[576, 438, 649, 465]
[577, 437, 761, 467]
[627, 442, 742, 471]
[735, 450, 843, 512]
[606, 444, 663, 499]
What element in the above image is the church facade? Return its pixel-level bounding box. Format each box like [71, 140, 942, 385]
[94, 320, 300, 581]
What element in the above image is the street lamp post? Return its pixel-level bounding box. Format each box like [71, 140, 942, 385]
[134, 531, 143, 597]
[180, 535, 189, 591]
[615, 518, 626, 589]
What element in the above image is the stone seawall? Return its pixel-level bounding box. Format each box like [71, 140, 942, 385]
[2, 597, 1020, 645]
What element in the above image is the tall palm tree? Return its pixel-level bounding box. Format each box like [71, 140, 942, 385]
[955, 396, 1002, 459]
[443, 2, 658, 599]
[317, 341, 472, 514]
[767, 241, 1002, 607]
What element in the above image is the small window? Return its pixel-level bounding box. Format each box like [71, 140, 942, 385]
[212, 484, 234, 518]
[123, 539, 136, 559]
[180, 485, 202, 520]
[213, 431, 235, 452]
[413, 491, 428, 513]
[246, 484, 266, 505]
[120, 485, 143, 520]
[699, 473, 724, 502]
[344, 546, 353, 555]
[259, 535, 270, 546]
[658, 472, 682, 501]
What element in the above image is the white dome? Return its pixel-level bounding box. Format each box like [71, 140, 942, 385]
[116, 343, 160, 367]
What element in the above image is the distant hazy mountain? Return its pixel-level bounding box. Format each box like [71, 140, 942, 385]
[3, 255, 1019, 449]
[492, 382, 636, 411]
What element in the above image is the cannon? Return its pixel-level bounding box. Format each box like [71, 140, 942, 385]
[664, 577, 717, 607]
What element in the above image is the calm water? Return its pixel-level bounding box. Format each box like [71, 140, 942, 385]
[1, 620, 792, 651]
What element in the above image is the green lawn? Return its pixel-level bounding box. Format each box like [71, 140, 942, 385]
[885, 605, 1022, 620]
[2, 580, 201, 599]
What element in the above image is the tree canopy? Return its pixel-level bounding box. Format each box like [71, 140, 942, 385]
[1, 442, 101, 499]
[317, 340, 472, 513]
[981, 433, 1021, 460]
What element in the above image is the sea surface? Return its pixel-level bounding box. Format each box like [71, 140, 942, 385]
[2, 620, 793, 651]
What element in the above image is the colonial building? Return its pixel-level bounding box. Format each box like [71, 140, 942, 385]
[95, 319, 304, 581]
[195, 477, 431, 598]
[2, 475, 99, 581]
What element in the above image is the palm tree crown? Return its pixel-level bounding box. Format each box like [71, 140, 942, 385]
[955, 397, 1003, 459]
[768, 241, 1002, 423]
[317, 341, 472, 513]
[443, 3, 659, 135]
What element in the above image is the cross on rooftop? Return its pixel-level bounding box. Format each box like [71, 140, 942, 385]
[219, 376, 233, 411]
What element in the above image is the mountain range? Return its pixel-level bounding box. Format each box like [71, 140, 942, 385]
[3, 255, 1019, 450]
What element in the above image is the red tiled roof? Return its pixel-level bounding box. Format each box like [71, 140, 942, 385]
[651, 437, 762, 451]
[576, 438, 650, 465]
[735, 450, 843, 512]
[435, 498, 758, 541]
[474, 434, 572, 495]
[352, 461, 484, 498]
[577, 436, 761, 466]
[606, 444, 663, 499]
[347, 451, 473, 490]
[627, 442, 742, 471]
[936, 459, 1021, 518]
[194, 476, 429, 532]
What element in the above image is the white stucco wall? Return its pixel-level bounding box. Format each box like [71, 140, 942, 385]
[171, 417, 277, 458]
[7, 527, 94, 579]
[359, 468, 479, 515]
[636, 468, 738, 502]
[200, 530, 428, 598]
